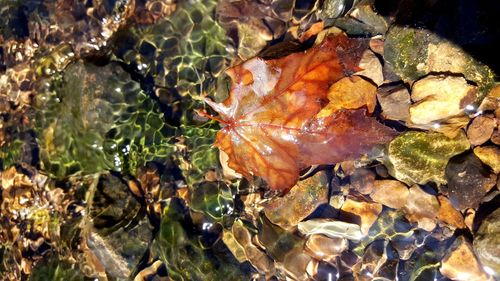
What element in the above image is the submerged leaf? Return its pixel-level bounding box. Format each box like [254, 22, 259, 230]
[206, 34, 396, 192]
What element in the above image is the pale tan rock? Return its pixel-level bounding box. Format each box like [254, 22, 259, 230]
[356, 50, 384, 86]
[340, 198, 382, 235]
[467, 115, 497, 146]
[377, 84, 411, 122]
[305, 234, 348, 262]
[403, 185, 439, 231]
[283, 246, 312, 280]
[474, 146, 500, 173]
[440, 236, 492, 281]
[409, 75, 476, 125]
[464, 208, 476, 232]
[371, 180, 409, 209]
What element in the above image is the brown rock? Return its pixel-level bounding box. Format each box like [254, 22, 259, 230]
[305, 234, 348, 262]
[464, 208, 476, 231]
[437, 195, 465, 229]
[264, 172, 329, 230]
[491, 130, 500, 145]
[341, 198, 382, 235]
[403, 185, 439, 231]
[474, 146, 500, 174]
[371, 180, 409, 209]
[467, 115, 497, 146]
[350, 168, 376, 195]
[377, 84, 411, 121]
[356, 50, 384, 86]
[440, 236, 491, 281]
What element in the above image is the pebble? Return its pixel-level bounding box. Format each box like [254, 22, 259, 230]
[467, 115, 497, 146]
[440, 236, 491, 281]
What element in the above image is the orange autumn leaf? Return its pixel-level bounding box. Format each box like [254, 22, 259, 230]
[205, 34, 397, 193]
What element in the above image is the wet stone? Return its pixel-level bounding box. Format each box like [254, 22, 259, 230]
[445, 152, 497, 210]
[264, 171, 329, 230]
[436, 195, 466, 229]
[370, 180, 409, 209]
[298, 219, 364, 242]
[474, 146, 500, 174]
[473, 208, 500, 276]
[305, 234, 348, 262]
[403, 185, 439, 232]
[376, 84, 411, 122]
[353, 239, 399, 281]
[467, 115, 497, 146]
[385, 131, 470, 185]
[349, 168, 376, 195]
[440, 236, 491, 281]
[340, 198, 382, 235]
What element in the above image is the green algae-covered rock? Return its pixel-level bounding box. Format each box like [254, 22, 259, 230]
[384, 131, 470, 185]
[189, 181, 234, 222]
[34, 61, 175, 178]
[154, 198, 247, 281]
[113, 0, 233, 97]
[384, 26, 496, 98]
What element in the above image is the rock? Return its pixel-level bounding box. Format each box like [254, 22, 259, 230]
[440, 236, 491, 281]
[376, 84, 411, 122]
[317, 76, 377, 117]
[445, 152, 497, 209]
[189, 181, 234, 222]
[298, 219, 364, 241]
[384, 26, 495, 96]
[479, 85, 500, 112]
[491, 130, 500, 145]
[464, 209, 476, 231]
[264, 172, 329, 230]
[370, 180, 409, 209]
[385, 131, 470, 185]
[356, 50, 384, 86]
[349, 168, 376, 195]
[467, 115, 497, 146]
[474, 146, 500, 173]
[305, 234, 348, 261]
[403, 185, 440, 231]
[437, 195, 466, 229]
[353, 239, 399, 281]
[340, 198, 383, 235]
[473, 208, 500, 276]
[409, 75, 476, 128]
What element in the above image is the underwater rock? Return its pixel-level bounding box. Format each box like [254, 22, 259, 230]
[340, 198, 383, 235]
[440, 236, 491, 281]
[385, 131, 470, 185]
[349, 168, 376, 195]
[436, 195, 466, 229]
[305, 234, 348, 262]
[34, 61, 175, 177]
[445, 152, 497, 210]
[113, 0, 234, 97]
[353, 239, 399, 281]
[264, 171, 329, 230]
[189, 181, 234, 222]
[370, 180, 409, 209]
[376, 84, 411, 122]
[384, 26, 495, 96]
[356, 50, 384, 86]
[467, 115, 497, 146]
[403, 185, 440, 232]
[473, 208, 500, 276]
[298, 219, 363, 241]
[474, 146, 500, 173]
[409, 75, 476, 127]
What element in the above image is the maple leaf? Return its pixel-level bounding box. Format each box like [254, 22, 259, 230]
[205, 34, 397, 193]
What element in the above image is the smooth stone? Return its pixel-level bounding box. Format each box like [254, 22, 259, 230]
[340, 198, 382, 235]
[440, 236, 491, 281]
[473, 208, 500, 276]
[436, 195, 466, 229]
[353, 240, 399, 281]
[305, 234, 348, 261]
[474, 146, 500, 174]
[349, 168, 376, 195]
[356, 50, 384, 86]
[264, 172, 329, 230]
[298, 219, 363, 242]
[376, 84, 411, 122]
[385, 131, 470, 185]
[445, 152, 497, 209]
[403, 185, 439, 232]
[409, 75, 476, 126]
[370, 180, 409, 209]
[467, 115, 497, 146]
